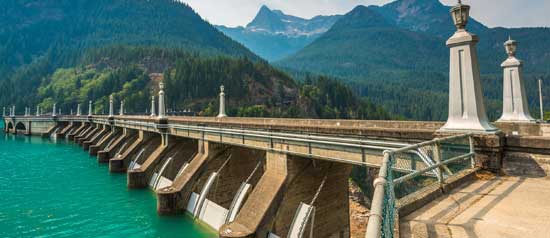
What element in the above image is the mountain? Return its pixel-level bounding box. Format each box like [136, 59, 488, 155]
[217, 5, 341, 61]
[277, 0, 550, 120]
[276, 5, 448, 79]
[0, 0, 391, 121]
[0, 0, 259, 75]
[0, 0, 261, 107]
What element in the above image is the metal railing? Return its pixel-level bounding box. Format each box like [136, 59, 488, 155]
[365, 133, 475, 238]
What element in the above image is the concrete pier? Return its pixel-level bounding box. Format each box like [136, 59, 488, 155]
[157, 140, 226, 215]
[90, 128, 121, 156]
[83, 125, 109, 150]
[97, 130, 136, 163]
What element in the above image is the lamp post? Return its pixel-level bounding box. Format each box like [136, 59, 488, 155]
[158, 82, 166, 120]
[497, 36, 535, 122]
[88, 100, 93, 117]
[217, 85, 227, 118]
[120, 100, 125, 116]
[151, 96, 156, 117]
[109, 94, 114, 118]
[439, 0, 497, 133]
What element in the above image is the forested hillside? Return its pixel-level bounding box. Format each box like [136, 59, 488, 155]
[277, 0, 550, 121]
[30, 46, 391, 120]
[0, 0, 259, 108]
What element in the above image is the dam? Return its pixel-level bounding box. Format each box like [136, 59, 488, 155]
[3, 2, 550, 237]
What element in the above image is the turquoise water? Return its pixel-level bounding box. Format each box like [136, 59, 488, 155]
[0, 127, 215, 238]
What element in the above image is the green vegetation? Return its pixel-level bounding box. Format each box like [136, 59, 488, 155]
[24, 45, 390, 120]
[0, 0, 259, 109]
[277, 2, 550, 121]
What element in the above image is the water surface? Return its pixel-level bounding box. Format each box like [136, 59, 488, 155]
[0, 128, 215, 238]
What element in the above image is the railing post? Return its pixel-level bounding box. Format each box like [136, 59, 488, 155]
[433, 140, 444, 188]
[365, 151, 390, 238]
[469, 135, 475, 168]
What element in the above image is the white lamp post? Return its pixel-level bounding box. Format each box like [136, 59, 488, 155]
[88, 100, 93, 116]
[439, 0, 497, 133]
[158, 82, 166, 119]
[217, 85, 227, 118]
[497, 36, 535, 122]
[151, 96, 156, 117]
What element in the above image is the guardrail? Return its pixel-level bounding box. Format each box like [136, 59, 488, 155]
[10, 116, 450, 170]
[365, 133, 474, 238]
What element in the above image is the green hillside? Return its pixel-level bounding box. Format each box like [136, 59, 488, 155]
[277, 0, 550, 120]
[0, 0, 259, 107]
[32, 46, 391, 120]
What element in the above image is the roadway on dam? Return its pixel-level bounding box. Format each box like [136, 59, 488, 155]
[0, 129, 215, 238]
[400, 173, 550, 238]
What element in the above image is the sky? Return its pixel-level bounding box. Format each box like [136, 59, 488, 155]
[180, 0, 550, 28]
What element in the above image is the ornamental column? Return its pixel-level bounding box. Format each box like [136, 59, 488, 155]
[88, 100, 93, 117]
[158, 82, 166, 119]
[150, 96, 156, 117]
[2, 107, 5, 117]
[217, 85, 227, 118]
[497, 36, 535, 122]
[76, 104, 81, 116]
[120, 100, 124, 116]
[109, 94, 114, 118]
[439, 0, 497, 133]
[52, 104, 57, 117]
[36, 106, 40, 116]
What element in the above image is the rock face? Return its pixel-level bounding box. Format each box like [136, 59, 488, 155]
[246, 5, 341, 37]
[217, 5, 341, 61]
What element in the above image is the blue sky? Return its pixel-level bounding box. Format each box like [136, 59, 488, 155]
[180, 0, 550, 28]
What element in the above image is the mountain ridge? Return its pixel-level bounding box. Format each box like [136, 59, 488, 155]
[217, 5, 341, 61]
[275, 0, 550, 120]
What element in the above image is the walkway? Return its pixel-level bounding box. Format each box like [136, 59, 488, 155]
[400, 175, 550, 238]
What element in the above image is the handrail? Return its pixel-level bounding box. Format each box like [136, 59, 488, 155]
[365, 133, 475, 238]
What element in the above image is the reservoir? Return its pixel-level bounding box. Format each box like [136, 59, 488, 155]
[0, 124, 215, 238]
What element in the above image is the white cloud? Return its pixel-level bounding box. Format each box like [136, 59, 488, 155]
[180, 0, 550, 28]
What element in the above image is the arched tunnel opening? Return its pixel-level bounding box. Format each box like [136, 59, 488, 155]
[15, 122, 26, 134]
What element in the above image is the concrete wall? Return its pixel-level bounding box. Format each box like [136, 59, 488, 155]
[29, 121, 56, 135]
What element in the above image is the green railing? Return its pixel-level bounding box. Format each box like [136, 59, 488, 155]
[366, 133, 475, 238]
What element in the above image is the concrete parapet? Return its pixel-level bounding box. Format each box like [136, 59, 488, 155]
[435, 131, 505, 172]
[397, 168, 480, 218]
